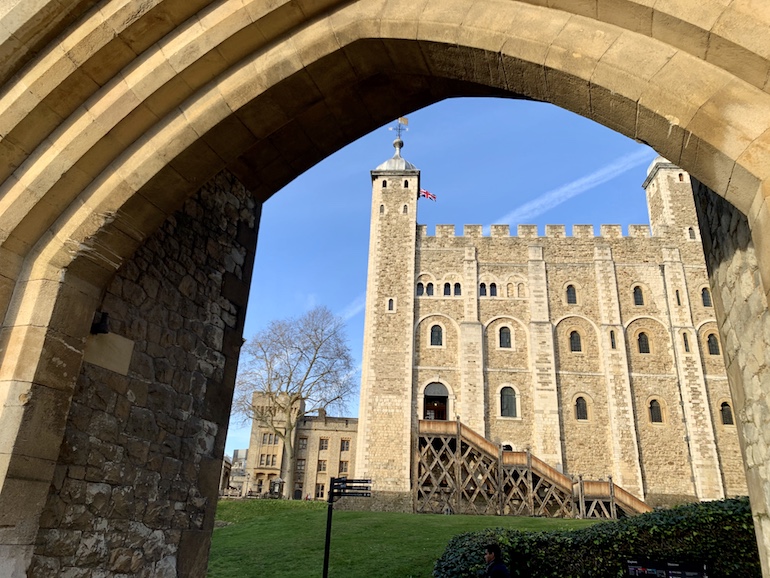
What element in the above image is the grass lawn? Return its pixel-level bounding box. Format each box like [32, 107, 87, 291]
[207, 499, 597, 578]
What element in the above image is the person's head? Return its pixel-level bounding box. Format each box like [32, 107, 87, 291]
[484, 543, 502, 563]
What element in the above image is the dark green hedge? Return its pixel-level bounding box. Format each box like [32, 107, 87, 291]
[433, 497, 759, 578]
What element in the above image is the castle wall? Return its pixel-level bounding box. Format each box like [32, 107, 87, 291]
[28, 172, 257, 577]
[357, 156, 746, 511]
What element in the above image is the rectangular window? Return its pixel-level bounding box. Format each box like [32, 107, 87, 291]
[339, 461, 349, 474]
[296, 459, 305, 471]
[262, 433, 268, 445]
[298, 437, 307, 450]
[274, 434, 280, 445]
[340, 439, 350, 452]
[318, 460, 327, 472]
[319, 438, 329, 451]
[259, 454, 265, 466]
[315, 484, 325, 499]
[268, 433, 273, 445]
[271, 455, 276, 466]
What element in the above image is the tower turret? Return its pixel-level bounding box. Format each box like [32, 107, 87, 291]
[355, 136, 420, 507]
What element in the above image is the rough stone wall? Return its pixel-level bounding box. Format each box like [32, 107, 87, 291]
[693, 180, 769, 568]
[28, 171, 257, 578]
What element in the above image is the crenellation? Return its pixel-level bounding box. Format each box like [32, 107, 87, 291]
[464, 225, 483, 237]
[518, 225, 538, 237]
[490, 224, 509, 237]
[601, 224, 623, 238]
[545, 224, 566, 237]
[573, 225, 594, 237]
[629, 225, 651, 237]
[435, 224, 455, 237]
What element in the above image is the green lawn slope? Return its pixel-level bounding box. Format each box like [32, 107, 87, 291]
[207, 499, 596, 578]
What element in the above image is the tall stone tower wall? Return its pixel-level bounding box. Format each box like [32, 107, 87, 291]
[358, 154, 746, 508]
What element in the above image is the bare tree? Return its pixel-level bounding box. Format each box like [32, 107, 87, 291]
[233, 306, 356, 498]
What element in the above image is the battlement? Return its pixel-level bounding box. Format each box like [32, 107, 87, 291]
[418, 224, 652, 239]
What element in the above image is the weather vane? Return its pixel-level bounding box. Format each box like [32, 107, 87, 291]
[389, 117, 409, 139]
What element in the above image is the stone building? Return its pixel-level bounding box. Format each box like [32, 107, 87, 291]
[244, 400, 358, 501]
[355, 140, 747, 510]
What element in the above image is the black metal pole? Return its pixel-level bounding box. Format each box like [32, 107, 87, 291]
[322, 478, 336, 578]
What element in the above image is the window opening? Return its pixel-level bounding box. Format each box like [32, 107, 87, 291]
[340, 439, 350, 452]
[416, 282, 424, 296]
[649, 399, 663, 423]
[501, 387, 517, 418]
[517, 283, 525, 297]
[499, 327, 511, 349]
[566, 284, 577, 304]
[702, 288, 712, 307]
[676, 290, 681, 306]
[444, 283, 451, 296]
[688, 227, 696, 239]
[404, 179, 409, 187]
[382, 180, 387, 188]
[633, 286, 644, 306]
[454, 283, 461, 296]
[480, 283, 487, 296]
[683, 333, 690, 352]
[430, 325, 443, 346]
[426, 283, 434, 296]
[638, 332, 650, 354]
[575, 397, 588, 421]
[610, 330, 616, 349]
[379, 204, 384, 214]
[490, 283, 497, 297]
[721, 402, 734, 425]
[388, 298, 394, 311]
[403, 205, 407, 213]
[569, 331, 582, 352]
[707, 333, 720, 355]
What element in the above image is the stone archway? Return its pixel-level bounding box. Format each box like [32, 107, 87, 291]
[2, 1, 770, 576]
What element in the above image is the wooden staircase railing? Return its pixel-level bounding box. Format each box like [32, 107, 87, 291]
[415, 420, 652, 518]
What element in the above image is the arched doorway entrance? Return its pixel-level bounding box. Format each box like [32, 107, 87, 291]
[423, 383, 449, 421]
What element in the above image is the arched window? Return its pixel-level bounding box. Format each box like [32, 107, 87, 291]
[633, 286, 644, 306]
[403, 205, 408, 214]
[502, 444, 513, 451]
[566, 284, 577, 304]
[404, 179, 409, 187]
[610, 330, 616, 349]
[382, 179, 387, 188]
[575, 397, 588, 421]
[569, 331, 582, 352]
[688, 227, 696, 239]
[683, 333, 690, 352]
[679, 173, 684, 182]
[379, 204, 384, 214]
[430, 325, 443, 346]
[675, 290, 681, 306]
[416, 283, 424, 296]
[480, 283, 487, 296]
[638, 332, 650, 354]
[517, 283, 525, 297]
[649, 399, 663, 423]
[501, 387, 517, 418]
[454, 283, 461, 296]
[702, 288, 712, 307]
[707, 333, 720, 355]
[720, 402, 734, 425]
[426, 283, 434, 296]
[443, 283, 451, 296]
[490, 283, 497, 297]
[499, 327, 511, 349]
[507, 283, 514, 297]
[387, 299, 394, 311]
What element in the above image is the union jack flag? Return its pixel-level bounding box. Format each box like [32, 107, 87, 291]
[419, 188, 436, 201]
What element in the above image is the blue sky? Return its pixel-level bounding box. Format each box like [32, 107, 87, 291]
[224, 97, 658, 457]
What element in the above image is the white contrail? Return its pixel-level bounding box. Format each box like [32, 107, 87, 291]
[339, 293, 366, 321]
[492, 148, 656, 226]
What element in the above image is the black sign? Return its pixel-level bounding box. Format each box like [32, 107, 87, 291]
[626, 558, 707, 577]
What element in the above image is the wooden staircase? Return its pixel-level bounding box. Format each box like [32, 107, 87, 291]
[414, 420, 652, 519]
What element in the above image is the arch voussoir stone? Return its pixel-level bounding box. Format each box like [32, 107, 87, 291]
[3, 1, 770, 576]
